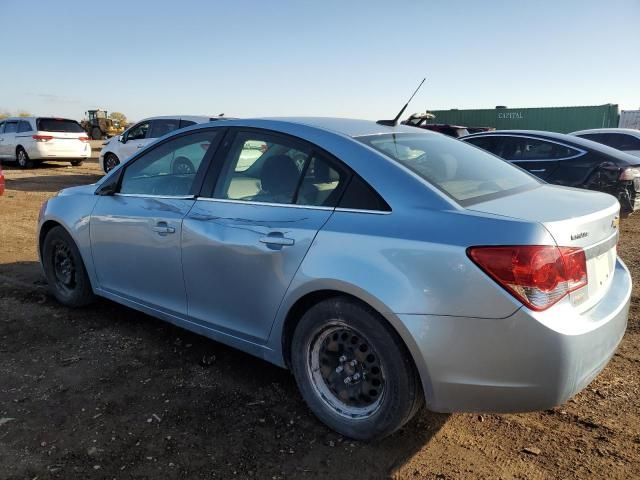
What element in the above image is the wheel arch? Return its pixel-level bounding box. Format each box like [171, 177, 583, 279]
[278, 287, 434, 404]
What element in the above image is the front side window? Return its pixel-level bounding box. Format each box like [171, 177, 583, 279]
[213, 132, 346, 206]
[126, 122, 150, 141]
[120, 130, 219, 196]
[599, 133, 640, 151]
[17, 121, 32, 133]
[149, 119, 180, 138]
[358, 133, 539, 204]
[4, 122, 18, 134]
[36, 118, 84, 133]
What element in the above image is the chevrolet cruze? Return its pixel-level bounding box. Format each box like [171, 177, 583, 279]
[38, 118, 630, 440]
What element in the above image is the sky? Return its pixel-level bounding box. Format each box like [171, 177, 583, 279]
[0, 0, 638, 123]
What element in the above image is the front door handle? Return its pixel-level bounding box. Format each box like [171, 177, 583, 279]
[259, 234, 294, 247]
[137, 144, 144, 148]
[152, 222, 176, 235]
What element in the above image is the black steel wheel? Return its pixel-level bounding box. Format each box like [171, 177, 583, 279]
[42, 226, 94, 307]
[291, 297, 423, 440]
[104, 153, 120, 173]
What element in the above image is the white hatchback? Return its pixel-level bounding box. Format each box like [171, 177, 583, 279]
[571, 128, 640, 158]
[0, 117, 91, 168]
[99, 115, 218, 173]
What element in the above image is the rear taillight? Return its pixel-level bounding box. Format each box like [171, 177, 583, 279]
[467, 245, 587, 311]
[32, 135, 53, 142]
[79, 136, 90, 142]
[619, 167, 640, 181]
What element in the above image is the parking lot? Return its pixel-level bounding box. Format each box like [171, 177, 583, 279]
[0, 159, 639, 479]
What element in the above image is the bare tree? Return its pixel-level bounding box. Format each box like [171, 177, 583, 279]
[17, 111, 31, 117]
[110, 112, 127, 126]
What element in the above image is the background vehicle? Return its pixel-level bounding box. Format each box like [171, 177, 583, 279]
[619, 110, 640, 129]
[0, 117, 90, 168]
[39, 118, 629, 440]
[462, 130, 640, 213]
[571, 128, 640, 158]
[403, 113, 494, 138]
[99, 115, 219, 173]
[80, 109, 125, 140]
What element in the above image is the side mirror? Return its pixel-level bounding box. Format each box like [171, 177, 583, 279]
[95, 169, 122, 196]
[118, 134, 126, 144]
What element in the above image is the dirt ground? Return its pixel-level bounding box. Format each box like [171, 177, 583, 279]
[0, 160, 638, 480]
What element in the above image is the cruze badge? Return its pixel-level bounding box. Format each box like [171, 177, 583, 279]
[571, 232, 589, 241]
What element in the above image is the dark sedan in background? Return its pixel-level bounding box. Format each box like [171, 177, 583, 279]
[461, 130, 640, 213]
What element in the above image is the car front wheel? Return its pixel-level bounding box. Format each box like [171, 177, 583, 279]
[291, 297, 423, 440]
[104, 153, 120, 173]
[42, 226, 95, 307]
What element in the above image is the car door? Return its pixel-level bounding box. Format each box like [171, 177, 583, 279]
[181, 129, 349, 342]
[119, 121, 152, 160]
[90, 128, 223, 315]
[0, 121, 6, 158]
[1, 121, 18, 159]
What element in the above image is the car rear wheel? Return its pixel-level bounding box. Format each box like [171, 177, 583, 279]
[104, 153, 120, 173]
[16, 147, 33, 168]
[172, 156, 195, 174]
[291, 297, 423, 440]
[42, 226, 95, 307]
[70, 160, 83, 167]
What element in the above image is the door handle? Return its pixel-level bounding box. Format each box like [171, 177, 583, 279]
[137, 144, 144, 148]
[152, 222, 176, 235]
[259, 234, 294, 247]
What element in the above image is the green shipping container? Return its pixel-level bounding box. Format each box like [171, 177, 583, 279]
[426, 104, 619, 133]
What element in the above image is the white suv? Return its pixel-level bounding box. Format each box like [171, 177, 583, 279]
[0, 117, 91, 168]
[99, 115, 218, 172]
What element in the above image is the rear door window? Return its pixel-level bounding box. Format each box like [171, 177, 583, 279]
[36, 118, 84, 133]
[4, 121, 18, 133]
[149, 119, 180, 138]
[358, 132, 539, 204]
[499, 137, 580, 161]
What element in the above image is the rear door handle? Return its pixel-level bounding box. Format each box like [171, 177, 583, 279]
[152, 222, 176, 235]
[259, 234, 294, 247]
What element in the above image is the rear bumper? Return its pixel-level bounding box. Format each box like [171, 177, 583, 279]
[28, 142, 91, 160]
[400, 258, 630, 413]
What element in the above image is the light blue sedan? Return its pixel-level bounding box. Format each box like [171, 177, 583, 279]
[38, 118, 630, 440]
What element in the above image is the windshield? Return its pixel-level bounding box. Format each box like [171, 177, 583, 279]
[358, 133, 539, 204]
[37, 118, 85, 133]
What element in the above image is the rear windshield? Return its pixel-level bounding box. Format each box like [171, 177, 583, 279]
[37, 118, 85, 133]
[358, 133, 539, 204]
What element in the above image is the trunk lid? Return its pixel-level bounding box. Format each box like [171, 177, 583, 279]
[469, 184, 620, 311]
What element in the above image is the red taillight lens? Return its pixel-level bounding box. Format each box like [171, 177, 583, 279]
[468, 245, 587, 311]
[32, 135, 53, 142]
[78, 136, 90, 142]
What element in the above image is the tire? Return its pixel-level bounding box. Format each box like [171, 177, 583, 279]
[16, 147, 33, 168]
[70, 160, 83, 167]
[172, 156, 195, 174]
[291, 297, 423, 440]
[91, 127, 103, 140]
[103, 153, 120, 173]
[42, 226, 95, 307]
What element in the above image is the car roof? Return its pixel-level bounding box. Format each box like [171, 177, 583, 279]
[462, 129, 640, 164]
[136, 115, 217, 123]
[571, 128, 640, 136]
[198, 117, 427, 138]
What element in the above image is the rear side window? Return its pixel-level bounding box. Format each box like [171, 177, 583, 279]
[338, 175, 390, 211]
[179, 120, 196, 128]
[17, 121, 32, 133]
[498, 137, 580, 161]
[36, 118, 84, 133]
[4, 121, 18, 133]
[358, 133, 539, 204]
